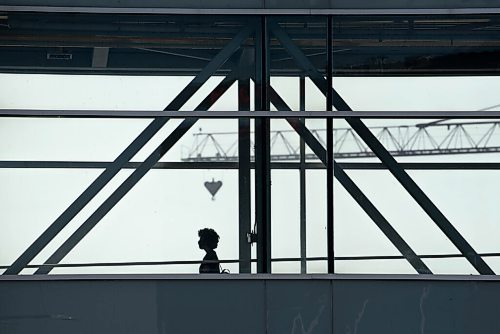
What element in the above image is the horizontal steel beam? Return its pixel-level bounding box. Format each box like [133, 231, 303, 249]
[3, 161, 500, 170]
[3, 273, 500, 281]
[2, 5, 500, 15]
[3, 253, 500, 271]
[2, 110, 500, 118]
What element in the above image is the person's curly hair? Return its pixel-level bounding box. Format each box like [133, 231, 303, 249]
[198, 228, 220, 250]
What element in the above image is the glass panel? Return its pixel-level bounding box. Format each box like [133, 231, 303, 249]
[0, 168, 102, 267]
[333, 118, 500, 274]
[409, 170, 500, 254]
[335, 259, 416, 274]
[271, 170, 300, 273]
[41, 169, 238, 274]
[163, 119, 239, 163]
[307, 260, 327, 274]
[333, 77, 500, 111]
[422, 258, 478, 275]
[2, 114, 498, 275]
[0, 117, 154, 161]
[306, 170, 327, 268]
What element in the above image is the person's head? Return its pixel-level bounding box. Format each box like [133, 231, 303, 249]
[198, 228, 219, 251]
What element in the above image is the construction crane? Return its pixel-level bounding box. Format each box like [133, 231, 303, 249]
[181, 120, 500, 162]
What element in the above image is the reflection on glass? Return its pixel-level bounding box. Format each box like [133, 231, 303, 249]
[270, 16, 327, 111]
[333, 15, 500, 75]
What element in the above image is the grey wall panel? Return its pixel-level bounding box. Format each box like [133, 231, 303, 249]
[2, 277, 500, 334]
[267, 280, 332, 334]
[156, 280, 266, 334]
[0, 281, 158, 334]
[333, 280, 500, 334]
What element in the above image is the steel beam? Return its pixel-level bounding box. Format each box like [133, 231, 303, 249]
[326, 16, 334, 274]
[269, 20, 350, 111]
[164, 25, 253, 111]
[5, 161, 500, 170]
[3, 4, 500, 16]
[299, 76, 307, 274]
[238, 50, 252, 273]
[255, 17, 271, 274]
[4, 110, 500, 118]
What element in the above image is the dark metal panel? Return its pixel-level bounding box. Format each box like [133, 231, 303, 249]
[156, 280, 266, 334]
[333, 279, 500, 334]
[266, 280, 332, 334]
[0, 280, 159, 334]
[2, 278, 500, 334]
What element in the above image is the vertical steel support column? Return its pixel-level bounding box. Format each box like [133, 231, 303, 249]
[326, 16, 334, 274]
[238, 51, 252, 273]
[255, 16, 271, 273]
[299, 75, 307, 274]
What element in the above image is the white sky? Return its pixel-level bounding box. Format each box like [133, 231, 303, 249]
[1, 73, 499, 275]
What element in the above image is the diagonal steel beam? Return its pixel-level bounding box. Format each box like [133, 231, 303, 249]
[286, 118, 433, 275]
[35, 119, 197, 274]
[4, 27, 250, 275]
[35, 74, 239, 275]
[267, 87, 431, 274]
[3, 117, 168, 275]
[270, 22, 491, 274]
[269, 20, 350, 111]
[165, 25, 253, 111]
[346, 118, 495, 275]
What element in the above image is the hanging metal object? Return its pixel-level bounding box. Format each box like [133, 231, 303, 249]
[204, 178, 222, 200]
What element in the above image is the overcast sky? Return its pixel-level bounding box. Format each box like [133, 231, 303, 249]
[1, 73, 499, 275]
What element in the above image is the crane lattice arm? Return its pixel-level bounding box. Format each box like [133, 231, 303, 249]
[181, 120, 500, 162]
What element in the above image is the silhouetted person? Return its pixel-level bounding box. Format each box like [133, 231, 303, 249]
[198, 228, 220, 274]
